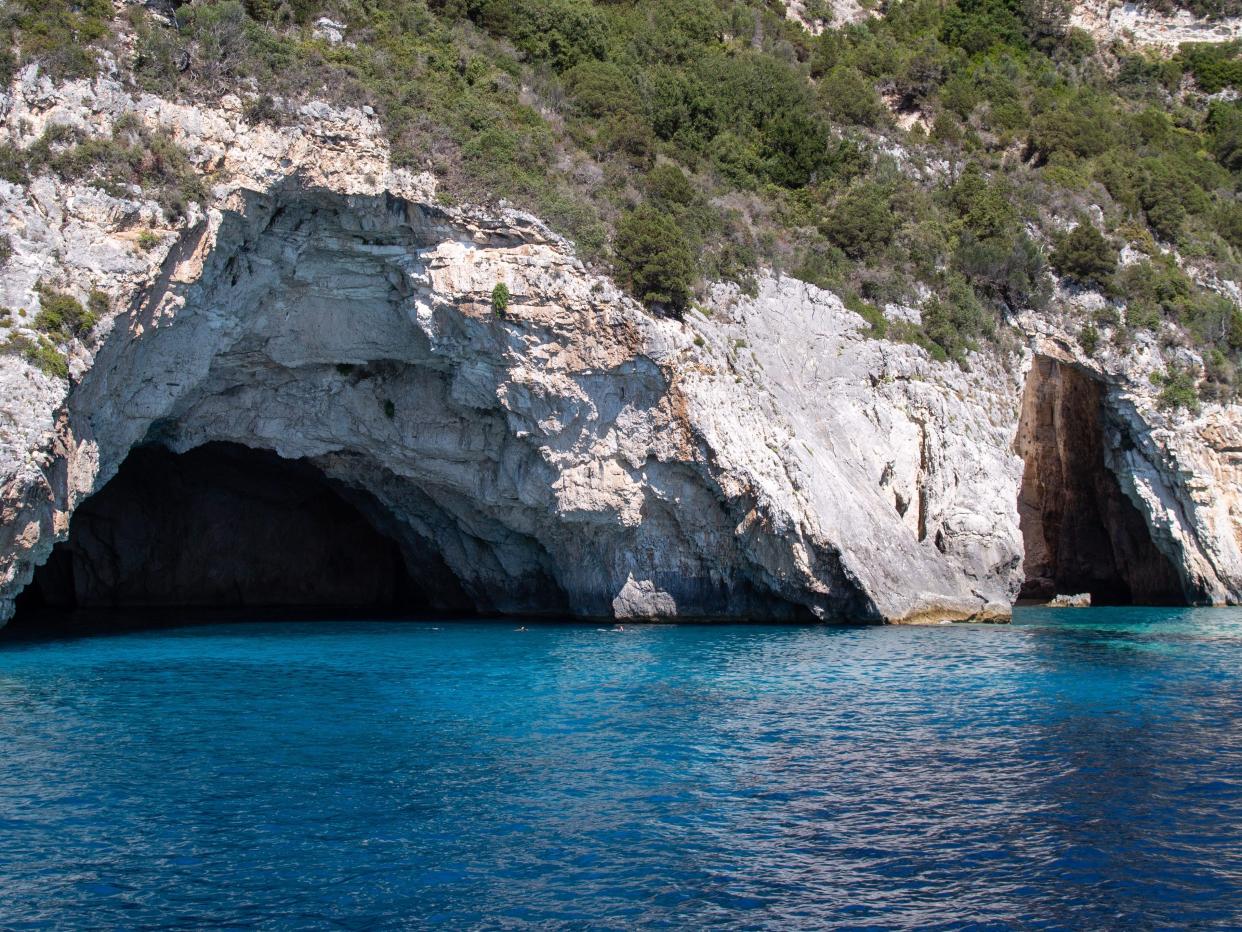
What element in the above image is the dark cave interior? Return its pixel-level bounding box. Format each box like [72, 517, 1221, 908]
[1015, 356, 1185, 605]
[13, 442, 459, 621]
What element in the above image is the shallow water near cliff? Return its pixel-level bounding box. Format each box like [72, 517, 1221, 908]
[1, 607, 1241, 927]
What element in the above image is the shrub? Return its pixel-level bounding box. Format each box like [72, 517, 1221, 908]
[33, 286, 96, 340]
[491, 282, 510, 316]
[28, 123, 206, 220]
[1050, 222, 1116, 290]
[1114, 257, 1193, 328]
[1155, 365, 1201, 413]
[1180, 42, 1242, 94]
[1028, 96, 1115, 162]
[821, 66, 886, 128]
[921, 277, 993, 365]
[822, 181, 898, 259]
[7, 0, 114, 80]
[1079, 322, 1099, 356]
[3, 332, 68, 378]
[565, 61, 641, 120]
[614, 205, 697, 313]
[945, 164, 1018, 241]
[954, 232, 1047, 310]
[88, 290, 108, 320]
[941, 0, 1026, 53]
[760, 109, 835, 188]
[0, 145, 28, 185]
[644, 163, 697, 209]
[843, 292, 888, 338]
[469, 0, 608, 72]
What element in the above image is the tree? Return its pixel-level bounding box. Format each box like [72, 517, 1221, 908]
[945, 164, 1018, 241]
[645, 163, 697, 209]
[491, 283, 510, 316]
[822, 182, 898, 259]
[821, 66, 886, 128]
[1051, 222, 1116, 289]
[760, 109, 834, 188]
[1028, 95, 1115, 162]
[614, 206, 697, 313]
[468, 0, 607, 72]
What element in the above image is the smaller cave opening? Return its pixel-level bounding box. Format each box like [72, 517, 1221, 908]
[14, 442, 470, 626]
[1015, 356, 1184, 605]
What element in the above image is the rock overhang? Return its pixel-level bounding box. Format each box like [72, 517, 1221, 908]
[2, 77, 1241, 628]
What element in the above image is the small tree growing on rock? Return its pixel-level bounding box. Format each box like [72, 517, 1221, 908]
[491, 282, 510, 317]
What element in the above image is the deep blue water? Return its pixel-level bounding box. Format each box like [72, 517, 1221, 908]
[1, 608, 1241, 928]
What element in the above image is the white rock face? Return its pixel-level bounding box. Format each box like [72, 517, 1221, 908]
[1048, 593, 1092, 608]
[1, 74, 1242, 625]
[1071, 0, 1242, 48]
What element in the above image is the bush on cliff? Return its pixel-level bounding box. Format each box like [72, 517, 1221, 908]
[34, 286, 97, 341]
[614, 206, 696, 314]
[1051, 222, 1117, 291]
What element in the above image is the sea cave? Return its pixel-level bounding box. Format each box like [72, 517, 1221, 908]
[1015, 355, 1186, 605]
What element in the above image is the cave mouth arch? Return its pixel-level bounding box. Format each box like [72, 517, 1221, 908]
[14, 442, 475, 624]
[1015, 356, 1185, 605]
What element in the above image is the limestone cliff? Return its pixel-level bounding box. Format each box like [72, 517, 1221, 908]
[1071, 0, 1242, 48]
[1, 70, 1241, 625]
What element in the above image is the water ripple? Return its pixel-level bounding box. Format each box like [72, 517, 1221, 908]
[0, 607, 1240, 927]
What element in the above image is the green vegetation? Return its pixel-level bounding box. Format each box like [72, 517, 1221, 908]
[25, 119, 205, 219]
[1155, 365, 1202, 413]
[1051, 222, 1117, 291]
[5, 0, 1242, 397]
[1080, 322, 1100, 357]
[33, 285, 96, 340]
[614, 206, 696, 312]
[1, 285, 106, 378]
[0, 0, 114, 82]
[491, 282, 510, 316]
[3, 332, 68, 378]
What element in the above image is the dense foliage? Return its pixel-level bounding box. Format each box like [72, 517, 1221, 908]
[5, 0, 1242, 398]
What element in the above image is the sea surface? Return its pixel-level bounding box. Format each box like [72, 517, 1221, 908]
[1, 607, 1241, 928]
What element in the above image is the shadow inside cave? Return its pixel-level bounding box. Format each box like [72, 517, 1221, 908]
[11, 442, 474, 633]
[1015, 355, 1186, 606]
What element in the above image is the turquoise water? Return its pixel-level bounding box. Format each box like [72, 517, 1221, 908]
[1, 607, 1241, 928]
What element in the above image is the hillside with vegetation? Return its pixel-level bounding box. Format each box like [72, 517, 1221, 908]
[6, 0, 1242, 402]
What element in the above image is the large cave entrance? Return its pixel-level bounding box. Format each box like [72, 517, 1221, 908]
[1015, 356, 1184, 604]
[14, 442, 470, 621]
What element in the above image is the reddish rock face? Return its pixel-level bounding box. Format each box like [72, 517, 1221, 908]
[1016, 356, 1184, 605]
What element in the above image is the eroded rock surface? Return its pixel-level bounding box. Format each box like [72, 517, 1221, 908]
[1071, 0, 1242, 48]
[1016, 355, 1184, 603]
[2, 72, 1242, 625]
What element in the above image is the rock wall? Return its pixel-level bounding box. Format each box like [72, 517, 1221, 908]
[1071, 0, 1242, 49]
[1016, 355, 1185, 603]
[1, 70, 1242, 625]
